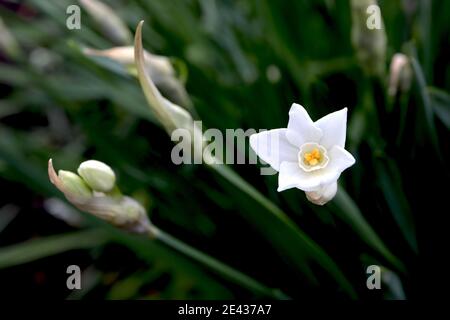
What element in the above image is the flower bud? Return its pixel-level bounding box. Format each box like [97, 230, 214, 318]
[77, 160, 116, 192]
[134, 21, 195, 134]
[79, 0, 132, 45]
[388, 53, 412, 97]
[305, 183, 338, 206]
[49, 159, 151, 234]
[0, 17, 22, 60]
[350, 0, 387, 77]
[58, 170, 93, 202]
[83, 46, 174, 79]
[83, 46, 191, 109]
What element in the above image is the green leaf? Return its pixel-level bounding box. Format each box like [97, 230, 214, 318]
[0, 205, 19, 234]
[375, 160, 418, 253]
[0, 229, 108, 269]
[0, 128, 56, 195]
[410, 57, 441, 159]
[428, 87, 450, 130]
[331, 188, 406, 273]
[209, 164, 357, 298]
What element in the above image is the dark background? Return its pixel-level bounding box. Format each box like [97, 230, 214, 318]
[0, 0, 449, 300]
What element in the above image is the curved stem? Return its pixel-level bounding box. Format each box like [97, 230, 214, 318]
[206, 162, 357, 298]
[147, 226, 289, 300]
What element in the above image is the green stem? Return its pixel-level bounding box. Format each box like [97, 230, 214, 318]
[206, 163, 357, 299]
[148, 226, 289, 300]
[332, 189, 406, 273]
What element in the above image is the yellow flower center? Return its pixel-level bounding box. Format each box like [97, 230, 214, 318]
[303, 148, 321, 166]
[298, 143, 329, 172]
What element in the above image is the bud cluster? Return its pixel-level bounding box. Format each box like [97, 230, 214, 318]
[48, 159, 151, 233]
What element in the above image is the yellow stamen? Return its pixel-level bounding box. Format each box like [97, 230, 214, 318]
[304, 148, 321, 166]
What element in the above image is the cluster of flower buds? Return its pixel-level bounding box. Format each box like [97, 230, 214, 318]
[48, 159, 151, 234]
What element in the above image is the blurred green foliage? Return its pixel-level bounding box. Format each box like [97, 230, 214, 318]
[0, 0, 449, 300]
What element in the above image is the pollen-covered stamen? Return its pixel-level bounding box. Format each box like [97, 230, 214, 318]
[298, 142, 329, 172]
[304, 148, 321, 166]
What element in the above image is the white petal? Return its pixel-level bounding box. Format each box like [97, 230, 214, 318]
[286, 103, 322, 147]
[315, 108, 348, 149]
[305, 182, 338, 205]
[277, 145, 355, 193]
[278, 162, 322, 192]
[297, 145, 355, 190]
[249, 129, 297, 171]
[326, 145, 356, 175]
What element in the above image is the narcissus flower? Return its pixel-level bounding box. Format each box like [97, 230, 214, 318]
[250, 103, 356, 205]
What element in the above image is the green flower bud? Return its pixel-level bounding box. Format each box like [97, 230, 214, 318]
[58, 170, 93, 201]
[77, 160, 116, 192]
[49, 159, 151, 234]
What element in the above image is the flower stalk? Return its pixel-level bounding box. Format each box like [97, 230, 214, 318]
[133, 20, 357, 297]
[148, 225, 289, 299]
[48, 159, 287, 299]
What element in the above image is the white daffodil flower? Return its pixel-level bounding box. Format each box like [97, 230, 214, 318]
[250, 103, 356, 205]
